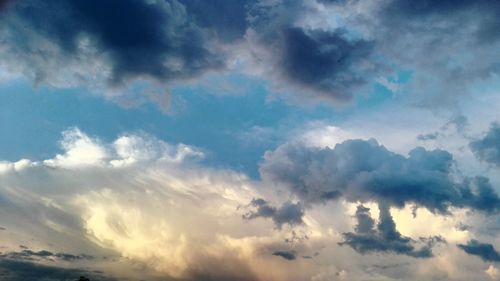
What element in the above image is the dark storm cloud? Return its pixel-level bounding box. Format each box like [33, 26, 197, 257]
[0, 259, 115, 281]
[0, 0, 9, 11]
[457, 240, 500, 262]
[280, 28, 375, 100]
[246, 0, 379, 102]
[470, 122, 500, 167]
[272, 250, 297, 261]
[339, 204, 434, 258]
[0, 0, 230, 86]
[242, 198, 304, 228]
[260, 139, 500, 213]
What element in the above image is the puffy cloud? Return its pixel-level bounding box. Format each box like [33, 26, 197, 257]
[260, 138, 500, 213]
[470, 122, 500, 167]
[458, 240, 500, 262]
[41, 128, 204, 169]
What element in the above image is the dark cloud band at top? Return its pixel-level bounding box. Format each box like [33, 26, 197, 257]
[1, 0, 500, 107]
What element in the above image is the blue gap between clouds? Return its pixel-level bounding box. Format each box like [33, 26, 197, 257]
[0, 73, 401, 178]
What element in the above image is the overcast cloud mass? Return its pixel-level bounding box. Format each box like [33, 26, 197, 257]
[0, 0, 499, 280]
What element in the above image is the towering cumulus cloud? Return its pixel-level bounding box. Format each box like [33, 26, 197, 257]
[260, 138, 500, 256]
[261, 139, 500, 213]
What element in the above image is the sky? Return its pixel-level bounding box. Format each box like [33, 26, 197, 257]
[0, 0, 499, 280]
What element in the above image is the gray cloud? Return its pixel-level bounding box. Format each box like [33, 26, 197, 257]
[381, 0, 500, 44]
[260, 139, 500, 213]
[339, 204, 435, 258]
[0, 249, 94, 262]
[456, 222, 471, 232]
[417, 115, 469, 141]
[443, 115, 469, 135]
[457, 240, 500, 262]
[417, 133, 439, 141]
[374, 0, 500, 106]
[242, 198, 304, 228]
[470, 122, 500, 167]
[272, 250, 297, 261]
[0, 259, 115, 281]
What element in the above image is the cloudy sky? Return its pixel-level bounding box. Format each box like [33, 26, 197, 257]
[0, 0, 499, 280]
